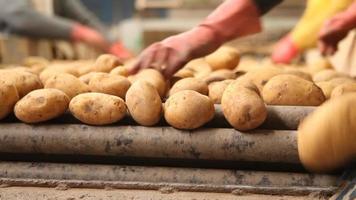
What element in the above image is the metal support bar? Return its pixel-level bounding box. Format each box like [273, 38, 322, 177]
[0, 124, 299, 163]
[0, 162, 339, 196]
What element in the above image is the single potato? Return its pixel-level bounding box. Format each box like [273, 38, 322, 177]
[205, 46, 240, 70]
[283, 69, 312, 81]
[14, 89, 69, 123]
[89, 73, 131, 99]
[0, 70, 42, 98]
[262, 75, 325, 106]
[203, 69, 236, 84]
[0, 80, 19, 120]
[164, 90, 215, 130]
[331, 83, 356, 98]
[169, 78, 208, 96]
[91, 54, 122, 73]
[313, 69, 348, 82]
[221, 79, 267, 131]
[110, 66, 128, 77]
[45, 73, 90, 99]
[208, 80, 233, 104]
[69, 93, 126, 125]
[132, 69, 167, 98]
[126, 80, 162, 126]
[298, 93, 356, 172]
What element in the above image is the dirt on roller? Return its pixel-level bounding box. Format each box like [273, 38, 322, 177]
[0, 187, 327, 200]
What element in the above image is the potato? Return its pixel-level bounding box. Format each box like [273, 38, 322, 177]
[89, 73, 131, 99]
[313, 69, 348, 82]
[184, 59, 212, 79]
[173, 68, 194, 79]
[262, 75, 325, 106]
[0, 70, 42, 98]
[110, 66, 128, 77]
[205, 46, 240, 70]
[221, 79, 267, 131]
[169, 78, 208, 96]
[328, 77, 355, 85]
[0, 80, 19, 120]
[23, 56, 49, 68]
[331, 83, 356, 98]
[282, 69, 312, 81]
[164, 90, 214, 130]
[242, 66, 283, 92]
[208, 80, 233, 104]
[298, 94, 356, 172]
[44, 73, 90, 99]
[69, 93, 126, 125]
[14, 89, 69, 123]
[91, 54, 122, 73]
[126, 80, 162, 126]
[203, 69, 236, 84]
[133, 69, 167, 98]
[79, 72, 106, 85]
[40, 64, 80, 84]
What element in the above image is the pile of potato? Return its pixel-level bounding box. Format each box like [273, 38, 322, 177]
[0, 46, 356, 132]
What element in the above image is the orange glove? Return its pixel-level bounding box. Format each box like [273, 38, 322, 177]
[318, 2, 356, 55]
[109, 41, 134, 61]
[271, 35, 299, 64]
[129, 0, 262, 79]
[71, 23, 110, 51]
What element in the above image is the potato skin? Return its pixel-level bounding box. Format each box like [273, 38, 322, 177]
[169, 78, 208, 96]
[203, 69, 236, 84]
[262, 75, 325, 106]
[79, 72, 106, 85]
[208, 80, 233, 104]
[92, 54, 122, 73]
[14, 89, 69, 123]
[164, 90, 215, 130]
[133, 69, 167, 98]
[331, 83, 356, 98]
[242, 66, 283, 92]
[298, 94, 356, 172]
[0, 80, 19, 120]
[110, 66, 128, 77]
[0, 70, 42, 98]
[69, 93, 126, 125]
[313, 69, 348, 82]
[45, 73, 90, 99]
[205, 46, 240, 70]
[221, 79, 267, 131]
[126, 80, 162, 126]
[89, 73, 131, 99]
[282, 69, 312, 81]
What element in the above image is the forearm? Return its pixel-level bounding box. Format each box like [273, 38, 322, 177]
[3, 8, 74, 39]
[343, 2, 356, 29]
[177, 0, 283, 59]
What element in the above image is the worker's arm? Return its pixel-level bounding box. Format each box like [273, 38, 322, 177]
[130, 0, 283, 78]
[0, 0, 110, 50]
[319, 2, 356, 55]
[0, 0, 73, 39]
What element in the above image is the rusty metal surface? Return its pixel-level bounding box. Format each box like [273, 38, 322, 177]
[0, 162, 339, 196]
[0, 124, 299, 163]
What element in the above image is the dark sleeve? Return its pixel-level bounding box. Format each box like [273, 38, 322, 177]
[54, 0, 108, 36]
[0, 0, 74, 40]
[253, 0, 284, 15]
